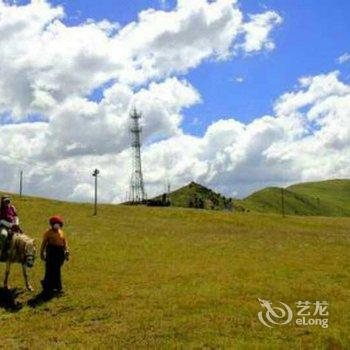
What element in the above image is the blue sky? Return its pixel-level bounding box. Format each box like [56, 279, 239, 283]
[187, 0, 350, 134]
[14, 0, 350, 134]
[16, 0, 350, 136]
[185, 0, 350, 131]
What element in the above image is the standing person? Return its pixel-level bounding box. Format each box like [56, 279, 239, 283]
[40, 216, 69, 295]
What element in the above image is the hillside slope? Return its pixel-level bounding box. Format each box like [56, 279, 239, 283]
[0, 192, 349, 348]
[238, 179, 350, 216]
[288, 179, 350, 216]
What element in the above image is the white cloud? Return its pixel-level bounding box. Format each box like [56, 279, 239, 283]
[2, 71, 350, 202]
[0, 0, 289, 202]
[140, 72, 350, 198]
[274, 71, 350, 116]
[238, 11, 282, 53]
[4, 77, 200, 161]
[0, 0, 281, 119]
[338, 53, 350, 64]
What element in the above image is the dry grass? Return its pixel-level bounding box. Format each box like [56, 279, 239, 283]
[0, 195, 349, 349]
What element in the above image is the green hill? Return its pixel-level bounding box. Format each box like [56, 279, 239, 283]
[0, 191, 349, 347]
[153, 181, 233, 210]
[288, 179, 350, 215]
[152, 178, 350, 217]
[238, 179, 350, 217]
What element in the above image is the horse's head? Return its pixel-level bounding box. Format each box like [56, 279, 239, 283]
[24, 239, 36, 268]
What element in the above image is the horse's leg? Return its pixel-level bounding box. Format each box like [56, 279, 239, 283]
[22, 264, 33, 291]
[4, 261, 11, 289]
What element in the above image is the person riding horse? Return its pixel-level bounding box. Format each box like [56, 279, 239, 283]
[0, 196, 22, 261]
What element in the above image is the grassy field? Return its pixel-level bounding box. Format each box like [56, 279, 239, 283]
[239, 179, 350, 217]
[0, 193, 349, 348]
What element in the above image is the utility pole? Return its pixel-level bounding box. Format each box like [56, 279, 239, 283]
[281, 187, 285, 218]
[167, 181, 171, 205]
[92, 169, 100, 216]
[19, 170, 23, 197]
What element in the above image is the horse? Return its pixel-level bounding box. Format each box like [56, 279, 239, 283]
[1, 233, 36, 291]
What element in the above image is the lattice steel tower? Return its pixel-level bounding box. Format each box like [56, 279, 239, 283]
[129, 108, 146, 203]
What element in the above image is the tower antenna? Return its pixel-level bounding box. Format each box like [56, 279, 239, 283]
[129, 107, 146, 203]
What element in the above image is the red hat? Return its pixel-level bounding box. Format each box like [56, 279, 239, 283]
[49, 215, 64, 226]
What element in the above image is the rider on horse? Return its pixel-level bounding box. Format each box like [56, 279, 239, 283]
[0, 196, 22, 260]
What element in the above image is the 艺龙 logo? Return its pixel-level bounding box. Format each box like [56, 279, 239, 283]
[257, 299, 329, 328]
[258, 298, 293, 328]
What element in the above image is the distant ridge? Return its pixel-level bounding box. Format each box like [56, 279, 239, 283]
[237, 179, 350, 217]
[152, 179, 350, 217]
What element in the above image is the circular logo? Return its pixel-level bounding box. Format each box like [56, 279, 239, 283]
[258, 298, 293, 328]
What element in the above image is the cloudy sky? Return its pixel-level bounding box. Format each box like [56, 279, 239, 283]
[0, 0, 349, 203]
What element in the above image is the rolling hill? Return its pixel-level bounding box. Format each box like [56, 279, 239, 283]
[238, 179, 350, 217]
[152, 181, 233, 210]
[288, 179, 350, 215]
[0, 191, 349, 348]
[152, 179, 350, 217]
